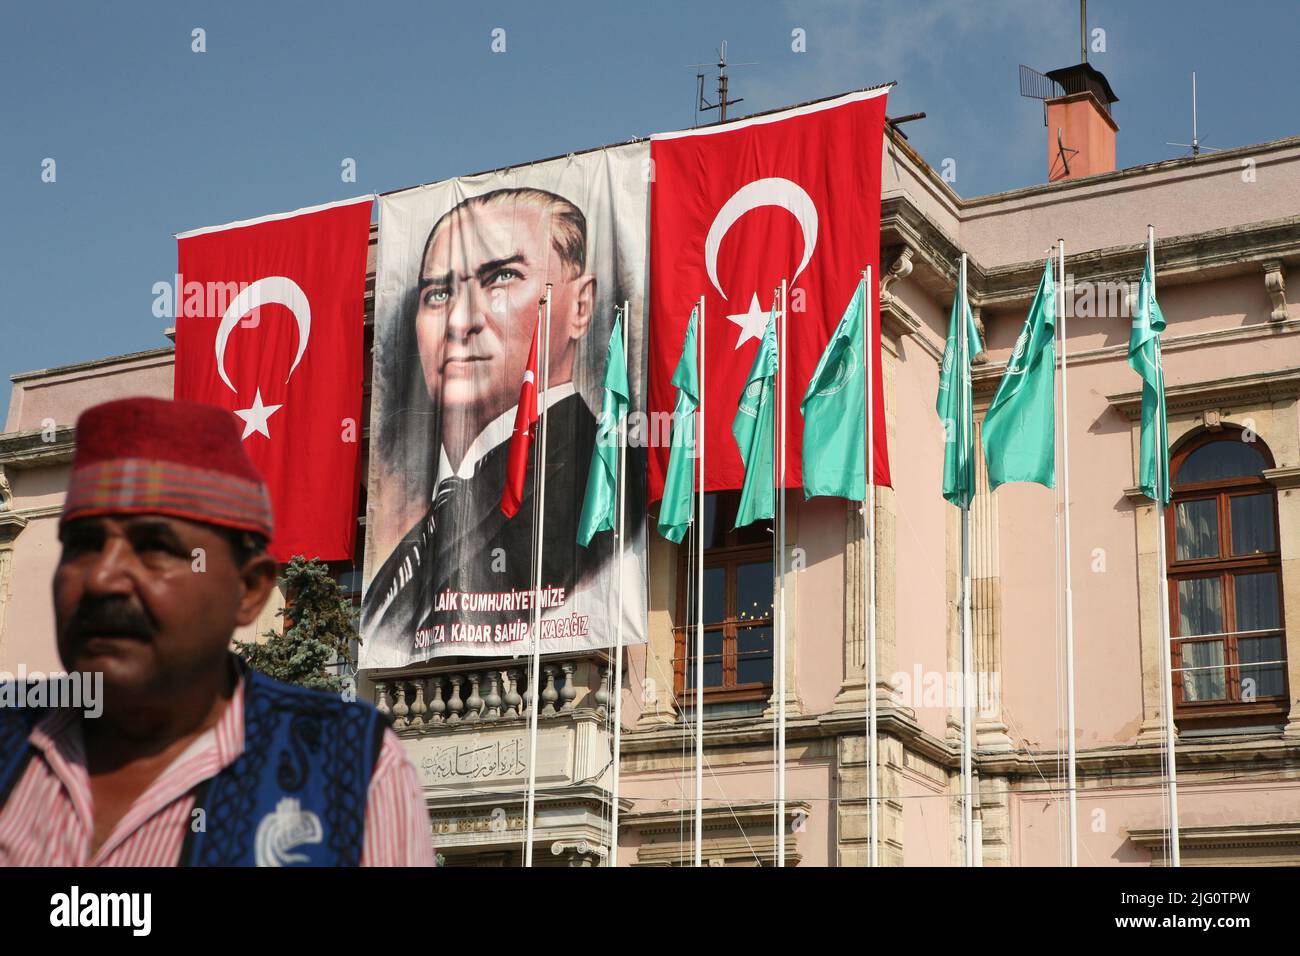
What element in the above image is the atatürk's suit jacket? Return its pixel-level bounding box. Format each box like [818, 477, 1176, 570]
[361, 393, 643, 666]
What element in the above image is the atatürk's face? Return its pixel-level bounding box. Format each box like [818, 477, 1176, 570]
[414, 201, 594, 443]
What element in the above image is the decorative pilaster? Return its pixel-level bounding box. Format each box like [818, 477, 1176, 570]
[971, 419, 1011, 752]
[835, 731, 903, 866]
[0, 486, 29, 645]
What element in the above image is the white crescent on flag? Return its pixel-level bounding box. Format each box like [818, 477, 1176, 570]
[704, 177, 819, 301]
[215, 276, 312, 393]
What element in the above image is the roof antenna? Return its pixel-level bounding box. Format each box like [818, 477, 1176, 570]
[1166, 72, 1221, 157]
[1080, 0, 1087, 63]
[690, 41, 754, 126]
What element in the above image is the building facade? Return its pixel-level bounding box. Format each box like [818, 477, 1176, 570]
[3, 86, 1299, 866]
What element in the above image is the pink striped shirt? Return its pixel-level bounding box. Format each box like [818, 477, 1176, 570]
[0, 677, 435, 867]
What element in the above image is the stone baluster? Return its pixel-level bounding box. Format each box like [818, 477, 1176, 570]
[374, 682, 391, 719]
[503, 668, 522, 720]
[391, 682, 410, 729]
[408, 680, 427, 729]
[427, 675, 446, 726]
[446, 674, 464, 725]
[559, 662, 577, 713]
[521, 669, 535, 719]
[594, 664, 610, 718]
[484, 671, 503, 721]
[541, 664, 559, 717]
[464, 672, 483, 723]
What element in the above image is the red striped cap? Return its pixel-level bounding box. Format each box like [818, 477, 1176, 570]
[61, 397, 274, 539]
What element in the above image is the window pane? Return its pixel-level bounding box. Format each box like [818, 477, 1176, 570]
[685, 629, 724, 689]
[736, 561, 774, 622]
[732, 516, 773, 546]
[701, 493, 724, 549]
[1229, 494, 1276, 555]
[1177, 578, 1223, 636]
[1180, 640, 1226, 702]
[1238, 636, 1285, 698]
[736, 626, 773, 686]
[1234, 572, 1280, 632]
[1177, 440, 1267, 484]
[1174, 499, 1218, 560]
[700, 566, 725, 625]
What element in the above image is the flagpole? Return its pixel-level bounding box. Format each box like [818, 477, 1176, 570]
[695, 294, 706, 868]
[1150, 225, 1181, 867]
[609, 300, 630, 867]
[1058, 239, 1079, 867]
[863, 267, 879, 868]
[959, 253, 975, 868]
[523, 284, 553, 868]
[776, 278, 789, 868]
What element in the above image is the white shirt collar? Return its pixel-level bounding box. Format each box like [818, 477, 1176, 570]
[434, 381, 578, 488]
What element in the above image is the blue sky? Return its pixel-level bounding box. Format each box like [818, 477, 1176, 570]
[3, 0, 1298, 414]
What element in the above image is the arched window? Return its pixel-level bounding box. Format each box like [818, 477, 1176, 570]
[1168, 429, 1286, 728]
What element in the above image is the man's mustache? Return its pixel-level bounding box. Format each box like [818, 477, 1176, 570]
[440, 352, 490, 369]
[63, 597, 156, 642]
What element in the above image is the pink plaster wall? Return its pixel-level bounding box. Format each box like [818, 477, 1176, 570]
[5, 350, 174, 432]
[962, 142, 1300, 264]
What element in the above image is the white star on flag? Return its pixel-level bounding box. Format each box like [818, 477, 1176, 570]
[234, 387, 284, 440]
[727, 292, 771, 349]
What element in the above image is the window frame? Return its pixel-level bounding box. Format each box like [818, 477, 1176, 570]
[1166, 430, 1287, 726]
[673, 492, 776, 705]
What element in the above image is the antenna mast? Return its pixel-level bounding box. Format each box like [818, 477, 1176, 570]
[693, 41, 752, 125]
[1080, 0, 1087, 63]
[1166, 72, 1221, 157]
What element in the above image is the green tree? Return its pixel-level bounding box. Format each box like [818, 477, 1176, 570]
[235, 556, 358, 692]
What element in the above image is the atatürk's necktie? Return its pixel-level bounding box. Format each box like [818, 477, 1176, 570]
[427, 475, 461, 540]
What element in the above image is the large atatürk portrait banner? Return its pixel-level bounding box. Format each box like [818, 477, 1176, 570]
[360, 145, 649, 668]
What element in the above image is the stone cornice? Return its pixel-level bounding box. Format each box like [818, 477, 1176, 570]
[1127, 822, 1300, 850]
[0, 511, 28, 545]
[1264, 466, 1300, 490]
[1107, 366, 1300, 421]
[959, 134, 1300, 210]
[622, 701, 1300, 783]
[622, 800, 812, 836]
[977, 216, 1300, 311]
[9, 346, 174, 384]
[0, 426, 77, 469]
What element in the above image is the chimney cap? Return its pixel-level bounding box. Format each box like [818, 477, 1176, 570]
[1045, 62, 1119, 110]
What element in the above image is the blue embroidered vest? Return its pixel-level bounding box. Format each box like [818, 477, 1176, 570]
[0, 662, 386, 866]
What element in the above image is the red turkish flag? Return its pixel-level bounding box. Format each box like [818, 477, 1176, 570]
[500, 316, 541, 518]
[174, 198, 372, 561]
[648, 88, 892, 500]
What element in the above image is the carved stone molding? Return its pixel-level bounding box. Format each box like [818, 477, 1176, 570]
[1108, 367, 1300, 420]
[879, 244, 914, 301]
[550, 839, 607, 866]
[1263, 259, 1289, 323]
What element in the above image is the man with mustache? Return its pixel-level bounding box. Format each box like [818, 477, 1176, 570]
[0, 397, 434, 866]
[362, 188, 626, 664]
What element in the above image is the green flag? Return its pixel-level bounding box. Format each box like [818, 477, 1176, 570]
[981, 258, 1057, 490]
[801, 278, 867, 500]
[732, 305, 778, 528]
[936, 281, 983, 509]
[1128, 253, 1171, 503]
[658, 308, 698, 543]
[578, 315, 629, 547]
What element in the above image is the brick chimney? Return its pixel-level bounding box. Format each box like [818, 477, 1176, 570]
[1043, 63, 1119, 182]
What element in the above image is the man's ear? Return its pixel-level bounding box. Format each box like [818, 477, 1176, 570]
[234, 554, 279, 627]
[569, 273, 597, 340]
